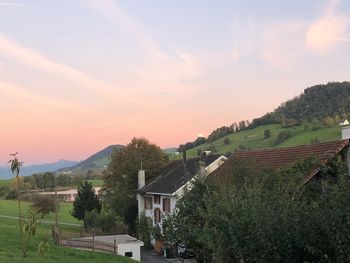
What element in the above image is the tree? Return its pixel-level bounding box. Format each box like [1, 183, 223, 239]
[8, 153, 49, 258]
[223, 138, 230, 145]
[104, 137, 168, 232]
[71, 181, 101, 226]
[264, 129, 271, 139]
[166, 157, 350, 262]
[32, 195, 57, 218]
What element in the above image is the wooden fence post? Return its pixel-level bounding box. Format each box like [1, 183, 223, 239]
[114, 239, 116, 254]
[92, 235, 94, 252]
[80, 225, 83, 237]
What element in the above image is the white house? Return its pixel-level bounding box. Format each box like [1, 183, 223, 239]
[39, 187, 102, 202]
[137, 153, 227, 233]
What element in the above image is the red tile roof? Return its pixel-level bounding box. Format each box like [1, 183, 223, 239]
[211, 140, 349, 184]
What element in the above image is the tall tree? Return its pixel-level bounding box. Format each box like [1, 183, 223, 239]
[71, 181, 101, 226]
[104, 137, 168, 232]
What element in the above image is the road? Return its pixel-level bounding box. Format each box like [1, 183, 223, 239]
[0, 214, 80, 226]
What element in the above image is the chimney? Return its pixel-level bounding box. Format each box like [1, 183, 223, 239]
[340, 120, 350, 140]
[138, 170, 145, 190]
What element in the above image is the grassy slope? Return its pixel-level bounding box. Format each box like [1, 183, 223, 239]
[0, 199, 79, 224]
[87, 179, 104, 187]
[0, 217, 134, 263]
[184, 124, 341, 158]
[0, 179, 11, 187]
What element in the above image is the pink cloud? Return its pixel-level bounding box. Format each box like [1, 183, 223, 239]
[306, 0, 349, 54]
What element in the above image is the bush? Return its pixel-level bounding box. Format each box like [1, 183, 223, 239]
[0, 186, 9, 197]
[264, 129, 271, 139]
[276, 130, 292, 144]
[32, 195, 57, 218]
[5, 189, 18, 200]
[238, 144, 246, 150]
[223, 138, 230, 145]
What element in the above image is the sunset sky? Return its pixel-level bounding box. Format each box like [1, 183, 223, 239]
[0, 0, 350, 164]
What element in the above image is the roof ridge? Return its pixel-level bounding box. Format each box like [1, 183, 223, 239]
[235, 139, 349, 154]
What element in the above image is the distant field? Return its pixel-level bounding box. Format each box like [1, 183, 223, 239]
[0, 179, 11, 187]
[0, 199, 79, 224]
[87, 179, 104, 187]
[0, 217, 135, 263]
[182, 124, 341, 158]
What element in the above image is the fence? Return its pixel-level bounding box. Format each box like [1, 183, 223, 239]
[52, 225, 117, 254]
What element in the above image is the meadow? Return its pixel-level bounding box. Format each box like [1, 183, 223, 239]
[0, 199, 79, 224]
[183, 124, 341, 158]
[0, 217, 134, 262]
[0, 198, 135, 262]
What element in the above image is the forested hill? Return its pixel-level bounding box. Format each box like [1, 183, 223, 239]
[177, 82, 349, 153]
[251, 82, 350, 128]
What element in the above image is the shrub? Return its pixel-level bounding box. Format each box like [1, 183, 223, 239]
[223, 138, 230, 145]
[32, 195, 57, 218]
[276, 130, 292, 144]
[5, 189, 18, 200]
[264, 129, 271, 139]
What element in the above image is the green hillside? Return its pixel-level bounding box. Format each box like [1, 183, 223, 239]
[183, 124, 341, 158]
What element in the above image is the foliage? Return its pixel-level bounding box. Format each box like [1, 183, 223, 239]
[8, 153, 49, 258]
[178, 136, 207, 152]
[104, 137, 168, 232]
[166, 157, 350, 263]
[32, 195, 57, 218]
[136, 214, 153, 249]
[264, 129, 271, 139]
[0, 217, 135, 263]
[251, 82, 350, 127]
[71, 181, 101, 226]
[276, 130, 292, 144]
[223, 137, 230, 145]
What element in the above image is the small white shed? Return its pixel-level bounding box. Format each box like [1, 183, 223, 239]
[81, 234, 144, 261]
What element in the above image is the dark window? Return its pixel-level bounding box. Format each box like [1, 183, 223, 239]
[163, 198, 171, 213]
[154, 208, 161, 223]
[144, 197, 152, 209]
[125, 252, 133, 257]
[154, 195, 160, 204]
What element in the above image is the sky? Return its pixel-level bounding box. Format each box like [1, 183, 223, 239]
[0, 0, 349, 164]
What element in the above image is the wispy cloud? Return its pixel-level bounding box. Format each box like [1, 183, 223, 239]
[84, 0, 203, 94]
[0, 34, 124, 97]
[306, 0, 349, 54]
[0, 1, 28, 7]
[0, 81, 107, 119]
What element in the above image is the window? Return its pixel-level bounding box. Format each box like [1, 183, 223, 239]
[163, 198, 171, 213]
[144, 197, 153, 209]
[125, 252, 133, 257]
[154, 208, 161, 223]
[154, 195, 160, 204]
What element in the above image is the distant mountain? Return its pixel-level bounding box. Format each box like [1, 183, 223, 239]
[0, 159, 79, 179]
[57, 144, 178, 175]
[57, 144, 124, 174]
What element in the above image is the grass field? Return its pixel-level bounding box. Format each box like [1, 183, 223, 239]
[181, 124, 341, 158]
[0, 199, 79, 224]
[0, 217, 135, 263]
[0, 179, 11, 187]
[87, 179, 104, 187]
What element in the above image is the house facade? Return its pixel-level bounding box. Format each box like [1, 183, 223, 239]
[137, 154, 227, 229]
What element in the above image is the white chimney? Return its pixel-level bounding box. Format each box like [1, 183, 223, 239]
[340, 120, 350, 140]
[138, 170, 145, 190]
